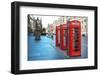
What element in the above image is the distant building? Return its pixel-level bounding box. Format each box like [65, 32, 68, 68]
[66, 16, 87, 36]
[28, 15, 43, 35]
[46, 16, 87, 36]
[28, 15, 36, 33]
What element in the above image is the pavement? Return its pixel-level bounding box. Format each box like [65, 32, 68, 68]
[28, 33, 88, 61]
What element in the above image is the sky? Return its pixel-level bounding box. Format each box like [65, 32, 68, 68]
[30, 15, 60, 28]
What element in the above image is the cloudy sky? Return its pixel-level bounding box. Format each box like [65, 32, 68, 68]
[30, 15, 60, 28]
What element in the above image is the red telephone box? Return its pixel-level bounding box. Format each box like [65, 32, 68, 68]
[56, 26, 60, 46]
[60, 24, 67, 50]
[67, 20, 81, 57]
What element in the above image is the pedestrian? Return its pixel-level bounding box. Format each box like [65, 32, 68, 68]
[51, 33, 53, 40]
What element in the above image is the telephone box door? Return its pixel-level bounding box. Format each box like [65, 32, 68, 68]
[60, 24, 67, 50]
[56, 26, 60, 46]
[69, 20, 81, 57]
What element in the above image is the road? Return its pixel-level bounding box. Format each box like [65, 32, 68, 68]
[28, 33, 88, 61]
